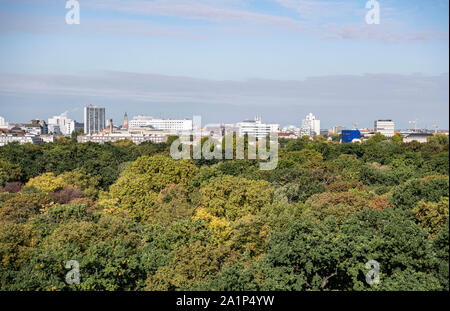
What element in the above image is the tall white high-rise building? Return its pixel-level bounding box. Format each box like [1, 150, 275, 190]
[374, 120, 395, 138]
[0, 116, 9, 129]
[84, 106, 105, 134]
[300, 113, 320, 137]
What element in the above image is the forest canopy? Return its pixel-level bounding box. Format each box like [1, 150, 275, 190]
[0, 135, 448, 291]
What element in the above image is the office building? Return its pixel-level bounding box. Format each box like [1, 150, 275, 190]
[374, 120, 395, 138]
[77, 133, 167, 145]
[84, 106, 106, 134]
[49, 112, 83, 136]
[67, 120, 84, 136]
[48, 112, 70, 134]
[236, 116, 279, 139]
[129, 115, 193, 133]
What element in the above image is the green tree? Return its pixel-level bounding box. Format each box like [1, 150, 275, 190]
[145, 241, 231, 290]
[391, 175, 449, 211]
[427, 134, 449, 146]
[0, 192, 52, 223]
[0, 159, 22, 187]
[390, 133, 404, 143]
[198, 175, 274, 221]
[413, 197, 449, 237]
[369, 132, 387, 143]
[432, 219, 449, 290]
[0, 222, 39, 270]
[303, 190, 389, 224]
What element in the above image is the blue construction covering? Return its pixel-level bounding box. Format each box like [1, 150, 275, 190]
[342, 130, 361, 143]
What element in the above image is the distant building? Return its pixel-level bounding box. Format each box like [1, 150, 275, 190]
[281, 125, 300, 134]
[236, 116, 279, 139]
[403, 132, 434, 143]
[203, 124, 241, 140]
[278, 132, 297, 139]
[67, 121, 84, 136]
[41, 135, 56, 143]
[320, 129, 329, 136]
[49, 112, 83, 136]
[341, 130, 361, 143]
[359, 129, 375, 141]
[123, 112, 129, 129]
[25, 120, 48, 135]
[48, 124, 62, 135]
[84, 106, 106, 134]
[0, 134, 42, 146]
[129, 115, 192, 133]
[0, 116, 9, 129]
[300, 113, 320, 137]
[49, 112, 71, 135]
[329, 125, 346, 134]
[9, 126, 25, 134]
[77, 133, 167, 145]
[374, 120, 395, 138]
[204, 124, 225, 138]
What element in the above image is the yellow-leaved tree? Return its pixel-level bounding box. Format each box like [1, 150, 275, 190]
[25, 170, 100, 199]
[194, 175, 274, 245]
[103, 155, 198, 221]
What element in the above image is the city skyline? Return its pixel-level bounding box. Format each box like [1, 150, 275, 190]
[1, 106, 448, 133]
[0, 0, 449, 128]
[0, 104, 449, 131]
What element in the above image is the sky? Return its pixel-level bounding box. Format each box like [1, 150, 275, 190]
[0, 0, 448, 129]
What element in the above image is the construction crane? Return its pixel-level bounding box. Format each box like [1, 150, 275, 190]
[409, 120, 418, 132]
[422, 120, 439, 133]
[433, 123, 439, 135]
[427, 120, 440, 134]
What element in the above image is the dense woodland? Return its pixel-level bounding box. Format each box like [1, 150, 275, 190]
[0, 133, 448, 291]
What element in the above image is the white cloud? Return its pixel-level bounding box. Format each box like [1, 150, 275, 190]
[0, 71, 447, 107]
[323, 22, 449, 43]
[275, 0, 355, 20]
[0, 71, 447, 128]
[84, 0, 304, 29]
[0, 0, 447, 43]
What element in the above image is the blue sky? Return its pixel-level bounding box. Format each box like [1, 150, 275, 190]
[0, 0, 448, 129]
